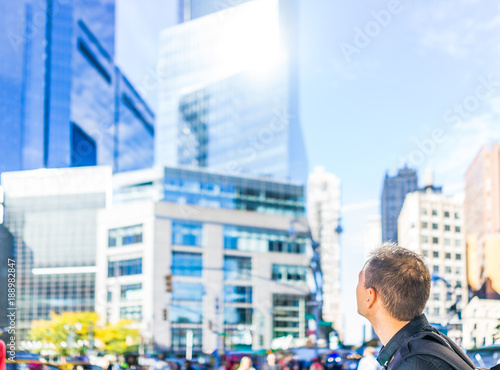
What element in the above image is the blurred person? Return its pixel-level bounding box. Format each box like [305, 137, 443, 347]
[356, 244, 477, 369]
[308, 358, 323, 370]
[237, 357, 255, 370]
[357, 347, 381, 370]
[261, 353, 282, 370]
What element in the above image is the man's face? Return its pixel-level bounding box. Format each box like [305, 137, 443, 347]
[267, 354, 276, 365]
[356, 269, 369, 318]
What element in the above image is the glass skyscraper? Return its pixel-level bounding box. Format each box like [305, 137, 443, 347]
[381, 166, 419, 243]
[0, 0, 154, 176]
[158, 0, 308, 183]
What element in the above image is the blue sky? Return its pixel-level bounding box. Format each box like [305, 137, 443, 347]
[116, 0, 500, 344]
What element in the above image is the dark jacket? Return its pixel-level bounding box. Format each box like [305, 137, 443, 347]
[377, 314, 457, 369]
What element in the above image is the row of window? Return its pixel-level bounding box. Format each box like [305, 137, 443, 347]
[421, 236, 462, 246]
[421, 209, 460, 219]
[423, 251, 462, 260]
[108, 222, 307, 256]
[421, 222, 461, 232]
[432, 265, 462, 275]
[169, 305, 252, 325]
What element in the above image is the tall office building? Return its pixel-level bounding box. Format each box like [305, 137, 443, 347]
[307, 167, 343, 340]
[1, 167, 111, 342]
[0, 0, 154, 176]
[398, 181, 466, 344]
[97, 166, 312, 353]
[157, 0, 308, 183]
[465, 143, 500, 297]
[177, 0, 255, 22]
[381, 166, 419, 243]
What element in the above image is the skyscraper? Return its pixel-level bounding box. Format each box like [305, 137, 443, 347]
[157, 0, 308, 183]
[307, 166, 343, 340]
[465, 143, 500, 296]
[177, 0, 255, 22]
[0, 0, 154, 176]
[381, 166, 419, 243]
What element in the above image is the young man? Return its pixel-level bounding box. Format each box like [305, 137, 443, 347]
[356, 244, 476, 369]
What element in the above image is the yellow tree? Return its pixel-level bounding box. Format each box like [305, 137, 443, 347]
[30, 312, 99, 356]
[29, 312, 140, 356]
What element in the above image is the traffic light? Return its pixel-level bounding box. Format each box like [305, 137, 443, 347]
[163, 308, 168, 321]
[165, 274, 173, 292]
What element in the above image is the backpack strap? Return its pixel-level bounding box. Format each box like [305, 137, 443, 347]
[388, 329, 475, 370]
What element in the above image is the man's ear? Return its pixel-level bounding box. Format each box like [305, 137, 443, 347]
[367, 287, 377, 309]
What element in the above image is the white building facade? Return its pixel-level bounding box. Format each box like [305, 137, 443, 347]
[398, 187, 467, 343]
[96, 168, 313, 354]
[462, 297, 500, 349]
[307, 166, 343, 339]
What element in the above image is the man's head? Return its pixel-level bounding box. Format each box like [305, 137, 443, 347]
[356, 244, 430, 322]
[267, 353, 276, 365]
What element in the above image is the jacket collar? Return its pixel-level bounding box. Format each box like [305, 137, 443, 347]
[376, 314, 431, 368]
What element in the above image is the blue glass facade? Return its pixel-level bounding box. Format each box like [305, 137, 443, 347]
[0, 0, 154, 177]
[381, 167, 419, 243]
[115, 167, 306, 217]
[158, 0, 308, 183]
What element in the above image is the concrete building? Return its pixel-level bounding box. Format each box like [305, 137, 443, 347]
[1, 167, 111, 342]
[381, 166, 419, 243]
[96, 167, 312, 353]
[465, 143, 500, 296]
[398, 179, 467, 343]
[462, 296, 500, 349]
[307, 166, 343, 340]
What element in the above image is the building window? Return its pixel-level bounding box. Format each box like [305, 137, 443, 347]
[170, 305, 202, 324]
[445, 238, 451, 246]
[224, 256, 252, 280]
[421, 222, 428, 229]
[456, 267, 462, 275]
[456, 281, 462, 288]
[444, 211, 450, 218]
[432, 237, 439, 244]
[445, 266, 452, 274]
[108, 258, 142, 277]
[421, 208, 427, 215]
[272, 264, 307, 282]
[455, 240, 461, 247]
[445, 253, 451, 259]
[108, 224, 143, 247]
[454, 212, 460, 220]
[172, 328, 202, 351]
[433, 265, 439, 273]
[444, 225, 451, 232]
[432, 209, 438, 216]
[121, 284, 142, 302]
[71, 122, 97, 167]
[224, 307, 252, 325]
[107, 290, 112, 303]
[433, 307, 440, 316]
[455, 226, 461, 233]
[421, 235, 429, 243]
[454, 253, 461, 261]
[224, 286, 252, 303]
[433, 251, 439, 258]
[120, 305, 142, 321]
[172, 221, 202, 246]
[433, 293, 440, 301]
[172, 282, 204, 301]
[224, 226, 306, 254]
[422, 250, 429, 257]
[432, 223, 438, 230]
[172, 252, 202, 277]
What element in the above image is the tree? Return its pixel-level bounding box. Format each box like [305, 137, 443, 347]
[29, 312, 140, 356]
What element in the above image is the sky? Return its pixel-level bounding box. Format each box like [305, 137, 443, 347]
[115, 0, 500, 345]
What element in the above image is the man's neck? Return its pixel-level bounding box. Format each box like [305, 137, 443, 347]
[370, 313, 410, 345]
